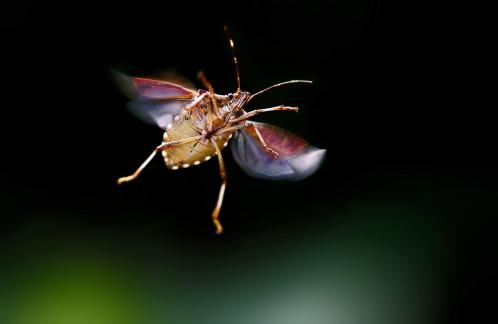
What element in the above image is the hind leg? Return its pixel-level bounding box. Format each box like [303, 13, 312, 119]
[117, 135, 203, 185]
[117, 146, 160, 185]
[210, 138, 227, 234]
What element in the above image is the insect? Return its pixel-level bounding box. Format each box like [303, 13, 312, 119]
[116, 28, 326, 234]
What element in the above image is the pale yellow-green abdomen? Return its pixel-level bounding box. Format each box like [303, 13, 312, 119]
[162, 117, 231, 170]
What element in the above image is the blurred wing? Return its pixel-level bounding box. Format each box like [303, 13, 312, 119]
[113, 71, 196, 129]
[231, 122, 326, 181]
[126, 97, 191, 130]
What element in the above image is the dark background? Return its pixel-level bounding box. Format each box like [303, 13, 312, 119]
[1, 1, 496, 324]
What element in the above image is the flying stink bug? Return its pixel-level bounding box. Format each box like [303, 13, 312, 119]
[116, 28, 326, 234]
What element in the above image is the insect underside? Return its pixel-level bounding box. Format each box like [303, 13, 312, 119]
[116, 29, 325, 234]
[162, 95, 235, 169]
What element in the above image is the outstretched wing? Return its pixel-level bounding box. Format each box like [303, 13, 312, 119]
[114, 71, 196, 129]
[231, 122, 326, 181]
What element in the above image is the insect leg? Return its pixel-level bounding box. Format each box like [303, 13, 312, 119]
[197, 70, 214, 92]
[197, 71, 220, 128]
[117, 135, 203, 185]
[215, 122, 279, 158]
[245, 123, 279, 158]
[117, 146, 161, 185]
[210, 137, 227, 235]
[215, 121, 251, 136]
[229, 105, 299, 124]
[185, 92, 208, 111]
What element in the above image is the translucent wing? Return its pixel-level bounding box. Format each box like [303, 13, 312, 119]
[231, 122, 326, 181]
[114, 71, 196, 129]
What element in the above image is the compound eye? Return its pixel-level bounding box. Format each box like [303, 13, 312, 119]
[227, 93, 234, 99]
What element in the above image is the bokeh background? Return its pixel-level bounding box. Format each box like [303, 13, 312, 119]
[1, 1, 495, 324]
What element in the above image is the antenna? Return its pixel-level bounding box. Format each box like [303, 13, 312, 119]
[223, 25, 241, 94]
[250, 80, 313, 100]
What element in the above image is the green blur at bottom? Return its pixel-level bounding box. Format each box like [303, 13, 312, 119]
[4, 256, 158, 324]
[0, 181, 458, 324]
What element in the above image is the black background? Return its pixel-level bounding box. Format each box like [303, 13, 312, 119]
[2, 1, 496, 323]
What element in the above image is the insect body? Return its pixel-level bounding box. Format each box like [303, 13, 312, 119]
[116, 30, 326, 234]
[160, 89, 246, 169]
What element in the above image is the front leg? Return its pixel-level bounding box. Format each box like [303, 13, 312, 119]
[197, 70, 214, 93]
[215, 122, 279, 159]
[245, 123, 279, 159]
[229, 105, 298, 124]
